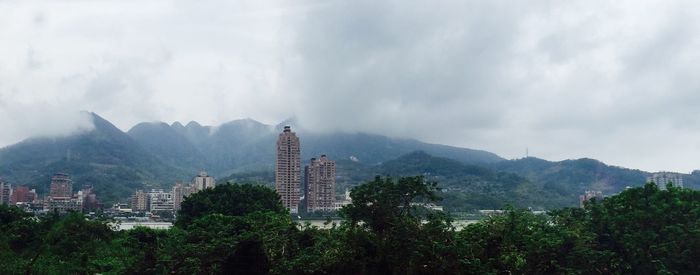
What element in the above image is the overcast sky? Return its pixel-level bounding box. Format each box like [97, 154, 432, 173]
[2, 0, 700, 172]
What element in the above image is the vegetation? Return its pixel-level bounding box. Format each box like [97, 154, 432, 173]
[2, 179, 700, 274]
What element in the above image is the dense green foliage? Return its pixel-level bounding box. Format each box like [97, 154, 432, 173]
[3, 178, 700, 274]
[176, 183, 286, 227]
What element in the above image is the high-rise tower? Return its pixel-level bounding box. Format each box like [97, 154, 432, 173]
[50, 173, 73, 198]
[276, 126, 301, 213]
[304, 155, 336, 212]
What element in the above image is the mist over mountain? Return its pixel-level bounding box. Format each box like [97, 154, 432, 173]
[0, 113, 188, 203]
[0, 113, 502, 204]
[126, 117, 504, 175]
[1, 113, 698, 208]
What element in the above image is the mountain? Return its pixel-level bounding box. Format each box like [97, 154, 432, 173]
[0, 114, 503, 204]
[490, 157, 650, 197]
[4, 113, 685, 209]
[127, 122, 208, 173]
[224, 151, 570, 210]
[0, 113, 189, 203]
[127, 119, 504, 175]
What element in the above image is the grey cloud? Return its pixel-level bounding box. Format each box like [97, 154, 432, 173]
[2, 1, 700, 172]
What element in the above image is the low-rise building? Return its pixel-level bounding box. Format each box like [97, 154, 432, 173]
[579, 190, 604, 207]
[148, 189, 174, 212]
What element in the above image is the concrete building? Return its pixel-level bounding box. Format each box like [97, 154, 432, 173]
[304, 155, 336, 212]
[50, 173, 73, 198]
[647, 172, 684, 190]
[131, 190, 149, 212]
[192, 171, 216, 192]
[276, 126, 301, 214]
[45, 196, 83, 213]
[148, 189, 174, 212]
[11, 186, 37, 204]
[80, 185, 100, 211]
[0, 181, 11, 205]
[172, 183, 195, 211]
[579, 190, 604, 207]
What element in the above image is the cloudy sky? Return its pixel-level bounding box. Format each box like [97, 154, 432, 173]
[1, 0, 700, 172]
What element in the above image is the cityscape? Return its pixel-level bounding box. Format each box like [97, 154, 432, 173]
[3, 1, 700, 273]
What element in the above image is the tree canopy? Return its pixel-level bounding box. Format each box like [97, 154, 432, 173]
[3, 180, 700, 274]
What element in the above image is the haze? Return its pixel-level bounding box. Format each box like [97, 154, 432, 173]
[1, 0, 699, 172]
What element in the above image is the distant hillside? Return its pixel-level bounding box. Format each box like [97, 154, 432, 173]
[490, 157, 650, 196]
[0, 113, 189, 203]
[126, 119, 504, 175]
[0, 114, 503, 204]
[224, 151, 571, 210]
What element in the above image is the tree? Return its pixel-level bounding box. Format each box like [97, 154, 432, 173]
[338, 176, 457, 274]
[176, 183, 286, 227]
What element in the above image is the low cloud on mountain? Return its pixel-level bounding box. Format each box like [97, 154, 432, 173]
[1, 1, 700, 171]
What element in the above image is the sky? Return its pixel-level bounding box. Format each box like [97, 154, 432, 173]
[1, 0, 700, 172]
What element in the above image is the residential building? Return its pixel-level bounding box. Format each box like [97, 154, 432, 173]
[11, 186, 37, 204]
[45, 196, 83, 213]
[0, 181, 11, 205]
[148, 189, 174, 212]
[50, 173, 73, 198]
[172, 183, 194, 211]
[80, 185, 100, 211]
[647, 172, 684, 190]
[131, 190, 149, 212]
[579, 190, 604, 207]
[304, 155, 336, 212]
[276, 126, 301, 214]
[192, 171, 216, 192]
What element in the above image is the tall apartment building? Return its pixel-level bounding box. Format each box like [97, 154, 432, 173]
[192, 171, 216, 192]
[50, 173, 73, 198]
[276, 126, 301, 214]
[647, 172, 684, 190]
[172, 183, 195, 211]
[304, 155, 336, 212]
[132, 190, 149, 212]
[0, 181, 11, 205]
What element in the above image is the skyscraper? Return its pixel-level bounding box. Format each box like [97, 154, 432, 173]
[304, 155, 336, 212]
[50, 173, 73, 198]
[276, 126, 301, 213]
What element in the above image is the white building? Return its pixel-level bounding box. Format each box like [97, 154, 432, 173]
[148, 189, 174, 212]
[647, 172, 684, 190]
[192, 171, 216, 192]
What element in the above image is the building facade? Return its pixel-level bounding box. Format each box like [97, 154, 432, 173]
[50, 173, 73, 198]
[44, 196, 82, 213]
[579, 190, 604, 208]
[276, 126, 301, 213]
[172, 183, 195, 211]
[0, 181, 11, 205]
[192, 171, 216, 192]
[131, 190, 149, 212]
[304, 155, 336, 212]
[11, 186, 37, 204]
[148, 189, 174, 212]
[647, 172, 684, 190]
